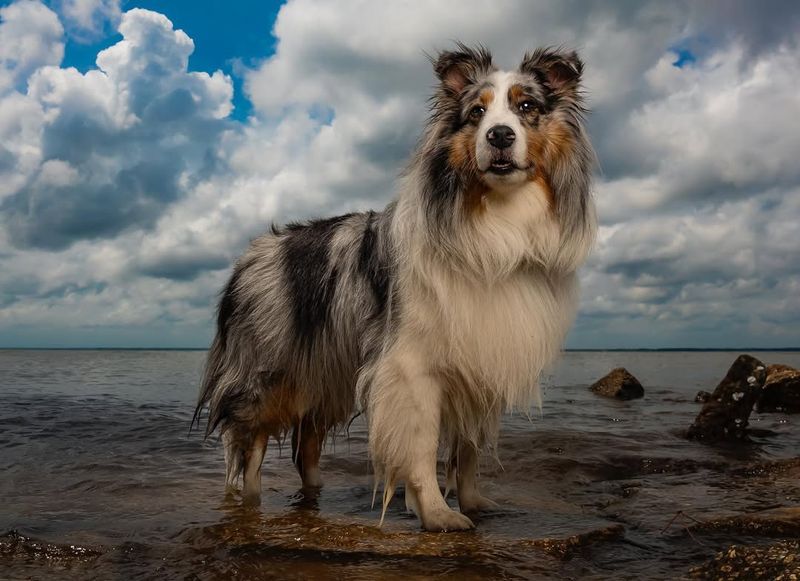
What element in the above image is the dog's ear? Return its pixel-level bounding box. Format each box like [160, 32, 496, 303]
[433, 44, 493, 94]
[520, 48, 583, 96]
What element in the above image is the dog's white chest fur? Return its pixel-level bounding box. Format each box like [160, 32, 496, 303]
[401, 181, 578, 409]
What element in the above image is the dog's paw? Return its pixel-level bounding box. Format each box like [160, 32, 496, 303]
[459, 494, 500, 514]
[241, 490, 262, 507]
[301, 467, 323, 489]
[421, 508, 475, 532]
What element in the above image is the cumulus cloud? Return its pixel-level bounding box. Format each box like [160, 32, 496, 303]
[56, 0, 120, 41]
[0, 7, 233, 250]
[597, 42, 800, 223]
[0, 0, 798, 347]
[0, 0, 64, 92]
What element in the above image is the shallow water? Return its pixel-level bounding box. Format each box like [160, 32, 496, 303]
[1, 349, 799, 580]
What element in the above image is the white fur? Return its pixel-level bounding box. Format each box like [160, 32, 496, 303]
[363, 169, 588, 530]
[476, 71, 529, 189]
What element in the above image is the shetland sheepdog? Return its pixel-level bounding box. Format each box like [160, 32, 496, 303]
[194, 44, 596, 531]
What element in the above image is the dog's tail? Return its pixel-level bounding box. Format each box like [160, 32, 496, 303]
[192, 334, 230, 437]
[191, 266, 258, 439]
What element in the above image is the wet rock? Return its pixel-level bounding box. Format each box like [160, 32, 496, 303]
[188, 512, 624, 564]
[756, 364, 800, 413]
[687, 354, 766, 441]
[518, 524, 625, 559]
[0, 530, 102, 563]
[688, 541, 800, 580]
[589, 368, 644, 400]
[695, 390, 712, 403]
[691, 507, 800, 537]
[731, 457, 800, 478]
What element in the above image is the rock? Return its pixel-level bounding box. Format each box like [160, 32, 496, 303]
[589, 368, 644, 400]
[687, 354, 766, 441]
[0, 530, 102, 563]
[756, 363, 800, 413]
[689, 541, 800, 580]
[691, 506, 800, 537]
[695, 390, 712, 403]
[731, 457, 800, 478]
[518, 524, 625, 559]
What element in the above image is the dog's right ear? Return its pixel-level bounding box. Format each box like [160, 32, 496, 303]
[433, 44, 493, 94]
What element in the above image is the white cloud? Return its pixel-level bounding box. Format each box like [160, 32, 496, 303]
[57, 0, 120, 41]
[35, 158, 78, 186]
[0, 91, 45, 199]
[630, 42, 800, 202]
[0, 0, 64, 93]
[1, 6, 234, 250]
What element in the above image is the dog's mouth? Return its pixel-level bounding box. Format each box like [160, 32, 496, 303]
[487, 159, 516, 175]
[484, 157, 530, 176]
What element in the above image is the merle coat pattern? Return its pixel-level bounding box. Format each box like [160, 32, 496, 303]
[195, 44, 596, 531]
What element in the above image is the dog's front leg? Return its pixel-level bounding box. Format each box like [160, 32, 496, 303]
[455, 440, 499, 514]
[370, 368, 474, 532]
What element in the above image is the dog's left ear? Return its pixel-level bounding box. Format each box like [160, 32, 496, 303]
[433, 44, 493, 94]
[520, 48, 583, 96]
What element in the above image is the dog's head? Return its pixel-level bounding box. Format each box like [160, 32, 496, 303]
[432, 44, 586, 194]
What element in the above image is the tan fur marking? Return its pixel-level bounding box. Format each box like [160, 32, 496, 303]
[252, 381, 307, 437]
[525, 116, 574, 210]
[479, 89, 494, 108]
[448, 127, 487, 216]
[509, 84, 526, 105]
[533, 173, 555, 210]
[449, 127, 478, 173]
[463, 181, 489, 216]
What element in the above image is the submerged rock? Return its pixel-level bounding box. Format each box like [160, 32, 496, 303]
[695, 390, 712, 403]
[687, 354, 766, 441]
[756, 363, 800, 413]
[518, 524, 625, 559]
[589, 368, 644, 400]
[691, 506, 800, 537]
[0, 530, 102, 563]
[689, 541, 800, 580]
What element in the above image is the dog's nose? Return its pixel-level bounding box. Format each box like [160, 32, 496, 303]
[486, 125, 516, 149]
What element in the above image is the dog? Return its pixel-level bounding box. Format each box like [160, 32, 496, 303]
[194, 44, 596, 532]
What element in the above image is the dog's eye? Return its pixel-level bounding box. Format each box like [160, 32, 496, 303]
[519, 101, 538, 114]
[469, 105, 485, 121]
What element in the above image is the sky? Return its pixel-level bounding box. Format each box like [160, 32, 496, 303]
[0, 0, 798, 349]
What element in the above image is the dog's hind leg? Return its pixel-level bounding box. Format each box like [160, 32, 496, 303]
[291, 416, 324, 489]
[454, 440, 499, 514]
[370, 368, 474, 532]
[241, 431, 268, 506]
[222, 431, 243, 493]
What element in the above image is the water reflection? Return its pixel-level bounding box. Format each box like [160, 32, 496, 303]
[1, 350, 799, 579]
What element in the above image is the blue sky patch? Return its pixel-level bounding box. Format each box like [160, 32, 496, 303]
[41, 0, 286, 121]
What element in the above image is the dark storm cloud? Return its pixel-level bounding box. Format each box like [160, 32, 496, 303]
[3, 162, 180, 249]
[688, 0, 800, 57]
[138, 252, 230, 281]
[2, 111, 230, 249]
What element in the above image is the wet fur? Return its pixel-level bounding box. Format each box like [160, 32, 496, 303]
[194, 44, 596, 531]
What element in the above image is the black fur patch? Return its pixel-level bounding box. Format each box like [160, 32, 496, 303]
[424, 145, 460, 233]
[281, 214, 352, 348]
[357, 211, 389, 317]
